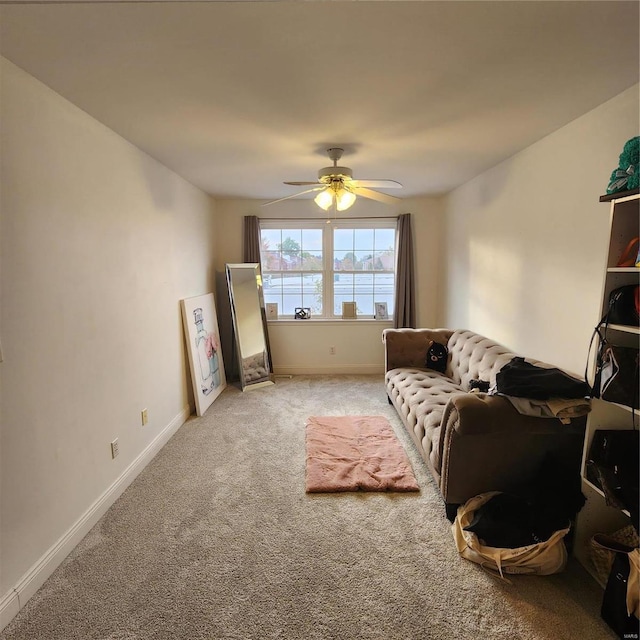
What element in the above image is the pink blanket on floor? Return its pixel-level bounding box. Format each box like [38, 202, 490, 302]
[305, 415, 419, 493]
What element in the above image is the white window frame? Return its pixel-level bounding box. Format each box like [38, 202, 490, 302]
[259, 218, 397, 320]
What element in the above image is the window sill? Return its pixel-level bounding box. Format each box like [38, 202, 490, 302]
[267, 318, 394, 326]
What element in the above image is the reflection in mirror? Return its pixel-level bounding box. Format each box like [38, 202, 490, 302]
[226, 263, 274, 391]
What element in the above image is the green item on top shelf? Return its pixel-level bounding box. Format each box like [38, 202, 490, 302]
[607, 136, 639, 194]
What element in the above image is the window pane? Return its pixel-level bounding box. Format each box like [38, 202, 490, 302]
[354, 228, 374, 250]
[263, 275, 281, 297]
[281, 272, 302, 289]
[334, 228, 354, 251]
[302, 273, 323, 315]
[262, 251, 283, 271]
[281, 229, 302, 245]
[334, 273, 354, 313]
[354, 250, 372, 269]
[262, 272, 324, 317]
[354, 273, 374, 296]
[302, 228, 322, 251]
[375, 228, 395, 251]
[372, 251, 392, 270]
[261, 229, 281, 250]
[262, 290, 279, 307]
[301, 251, 323, 270]
[279, 230, 302, 270]
[332, 228, 395, 316]
[334, 251, 359, 271]
[282, 295, 300, 316]
[374, 272, 395, 297]
[357, 298, 374, 316]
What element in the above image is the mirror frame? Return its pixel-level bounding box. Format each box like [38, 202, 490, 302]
[226, 263, 274, 391]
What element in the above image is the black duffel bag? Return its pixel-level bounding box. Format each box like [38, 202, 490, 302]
[495, 357, 590, 400]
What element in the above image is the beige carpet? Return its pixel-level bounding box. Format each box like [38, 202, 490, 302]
[305, 415, 419, 492]
[0, 375, 615, 640]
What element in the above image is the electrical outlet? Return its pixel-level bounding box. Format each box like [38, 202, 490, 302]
[141, 408, 148, 426]
[329, 346, 336, 355]
[110, 439, 119, 459]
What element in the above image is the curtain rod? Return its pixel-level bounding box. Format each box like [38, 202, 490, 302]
[255, 216, 402, 221]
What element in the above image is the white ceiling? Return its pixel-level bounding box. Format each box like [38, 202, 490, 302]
[1, 1, 638, 201]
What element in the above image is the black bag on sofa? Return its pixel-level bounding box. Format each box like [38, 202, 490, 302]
[495, 357, 590, 400]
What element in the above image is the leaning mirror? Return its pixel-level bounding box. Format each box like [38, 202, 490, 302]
[226, 263, 274, 391]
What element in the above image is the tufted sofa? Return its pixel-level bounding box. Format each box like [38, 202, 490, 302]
[383, 328, 586, 519]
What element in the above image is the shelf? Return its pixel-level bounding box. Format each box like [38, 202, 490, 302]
[599, 189, 640, 202]
[602, 400, 640, 415]
[575, 193, 639, 582]
[605, 323, 640, 335]
[582, 478, 632, 517]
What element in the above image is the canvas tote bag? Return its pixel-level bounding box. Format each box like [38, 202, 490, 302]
[452, 492, 570, 578]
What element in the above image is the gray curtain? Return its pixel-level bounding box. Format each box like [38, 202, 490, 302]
[243, 215, 261, 263]
[394, 213, 416, 328]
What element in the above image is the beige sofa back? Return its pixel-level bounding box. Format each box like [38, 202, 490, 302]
[384, 327, 521, 390]
[383, 328, 454, 372]
[447, 329, 518, 390]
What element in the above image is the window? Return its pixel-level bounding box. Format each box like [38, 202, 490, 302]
[260, 219, 396, 319]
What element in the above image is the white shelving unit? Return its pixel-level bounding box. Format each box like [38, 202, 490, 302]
[573, 191, 639, 587]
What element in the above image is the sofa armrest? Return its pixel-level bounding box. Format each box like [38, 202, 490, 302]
[440, 393, 577, 436]
[382, 328, 454, 372]
[438, 393, 586, 505]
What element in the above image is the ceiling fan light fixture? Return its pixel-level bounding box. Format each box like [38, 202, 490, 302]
[336, 187, 356, 211]
[314, 188, 334, 211]
[264, 147, 402, 210]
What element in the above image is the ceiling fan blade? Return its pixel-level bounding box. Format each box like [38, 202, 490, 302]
[284, 181, 323, 186]
[351, 179, 403, 189]
[262, 186, 325, 206]
[354, 187, 402, 206]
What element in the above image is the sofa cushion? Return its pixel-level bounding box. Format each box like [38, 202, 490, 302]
[385, 367, 466, 476]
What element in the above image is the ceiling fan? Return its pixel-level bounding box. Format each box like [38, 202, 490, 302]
[263, 147, 402, 211]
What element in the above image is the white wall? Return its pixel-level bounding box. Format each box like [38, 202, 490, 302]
[214, 196, 445, 374]
[0, 58, 216, 623]
[444, 85, 639, 375]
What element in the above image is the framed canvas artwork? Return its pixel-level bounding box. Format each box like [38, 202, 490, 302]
[181, 293, 226, 416]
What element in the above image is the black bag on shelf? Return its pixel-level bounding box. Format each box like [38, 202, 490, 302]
[598, 343, 640, 409]
[586, 429, 639, 532]
[607, 285, 640, 327]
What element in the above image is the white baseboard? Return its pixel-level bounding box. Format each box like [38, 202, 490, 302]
[273, 364, 384, 376]
[0, 406, 191, 633]
[0, 591, 20, 633]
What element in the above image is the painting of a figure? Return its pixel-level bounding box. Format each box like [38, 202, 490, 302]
[181, 293, 226, 416]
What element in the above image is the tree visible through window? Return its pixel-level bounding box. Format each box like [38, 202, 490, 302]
[260, 220, 396, 319]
